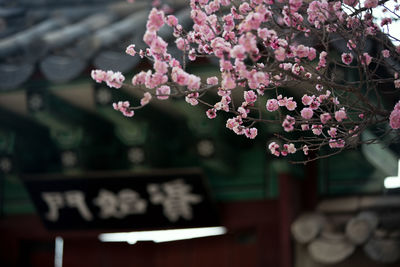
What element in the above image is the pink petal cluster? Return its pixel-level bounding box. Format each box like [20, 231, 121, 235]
[266, 99, 279, 112]
[329, 139, 345, 148]
[335, 108, 347, 122]
[206, 108, 217, 119]
[312, 125, 323, 135]
[96, 0, 398, 158]
[389, 101, 400, 129]
[91, 70, 125, 89]
[147, 8, 165, 32]
[282, 115, 296, 132]
[301, 108, 314, 120]
[207, 76, 218, 85]
[140, 92, 152, 106]
[113, 101, 134, 117]
[245, 127, 258, 139]
[360, 53, 372, 66]
[382, 50, 390, 58]
[268, 142, 296, 157]
[341, 53, 353, 65]
[364, 0, 378, 8]
[156, 85, 171, 100]
[320, 113, 332, 124]
[126, 44, 136, 56]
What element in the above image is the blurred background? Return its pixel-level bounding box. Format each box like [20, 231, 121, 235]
[0, 0, 399, 266]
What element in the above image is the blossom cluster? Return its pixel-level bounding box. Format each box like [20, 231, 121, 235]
[390, 101, 400, 129]
[92, 0, 400, 161]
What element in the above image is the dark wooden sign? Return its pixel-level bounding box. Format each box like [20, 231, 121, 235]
[22, 169, 220, 230]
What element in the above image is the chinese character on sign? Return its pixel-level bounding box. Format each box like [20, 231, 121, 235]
[93, 189, 147, 219]
[147, 179, 203, 222]
[41, 191, 93, 221]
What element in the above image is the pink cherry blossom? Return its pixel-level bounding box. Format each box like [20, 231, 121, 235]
[245, 127, 258, 139]
[382, 50, 390, 58]
[295, 45, 309, 58]
[175, 38, 187, 51]
[307, 0, 330, 28]
[389, 101, 400, 129]
[301, 108, 314, 119]
[320, 113, 331, 124]
[282, 115, 295, 132]
[238, 106, 248, 118]
[125, 44, 136, 56]
[311, 125, 323, 135]
[233, 125, 245, 135]
[341, 53, 353, 65]
[239, 2, 251, 14]
[171, 67, 189, 85]
[302, 95, 314, 106]
[266, 99, 279, 112]
[91, 69, 107, 83]
[207, 76, 218, 85]
[149, 36, 168, 55]
[185, 92, 199, 106]
[268, 142, 280, 157]
[310, 100, 320, 110]
[301, 124, 309, 131]
[166, 15, 178, 27]
[226, 117, 239, 129]
[335, 108, 347, 122]
[344, 0, 358, 7]
[381, 18, 392, 27]
[154, 60, 168, 74]
[364, 0, 378, 8]
[360, 53, 372, 66]
[156, 85, 170, 100]
[191, 9, 207, 26]
[318, 51, 328, 68]
[187, 74, 201, 90]
[92, 0, 400, 160]
[230, 45, 246, 60]
[105, 71, 125, 89]
[221, 72, 236, 89]
[329, 139, 345, 148]
[206, 108, 217, 119]
[147, 8, 165, 32]
[274, 47, 286, 61]
[244, 90, 257, 104]
[284, 143, 296, 154]
[328, 127, 337, 138]
[140, 92, 152, 106]
[308, 48, 317, 61]
[113, 101, 134, 117]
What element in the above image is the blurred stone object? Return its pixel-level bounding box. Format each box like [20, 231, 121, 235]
[308, 232, 355, 265]
[364, 235, 400, 264]
[293, 195, 400, 265]
[345, 212, 379, 245]
[291, 213, 326, 244]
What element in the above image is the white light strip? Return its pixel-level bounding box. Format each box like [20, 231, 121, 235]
[99, 226, 227, 244]
[54, 236, 64, 267]
[384, 160, 400, 189]
[384, 177, 400, 189]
